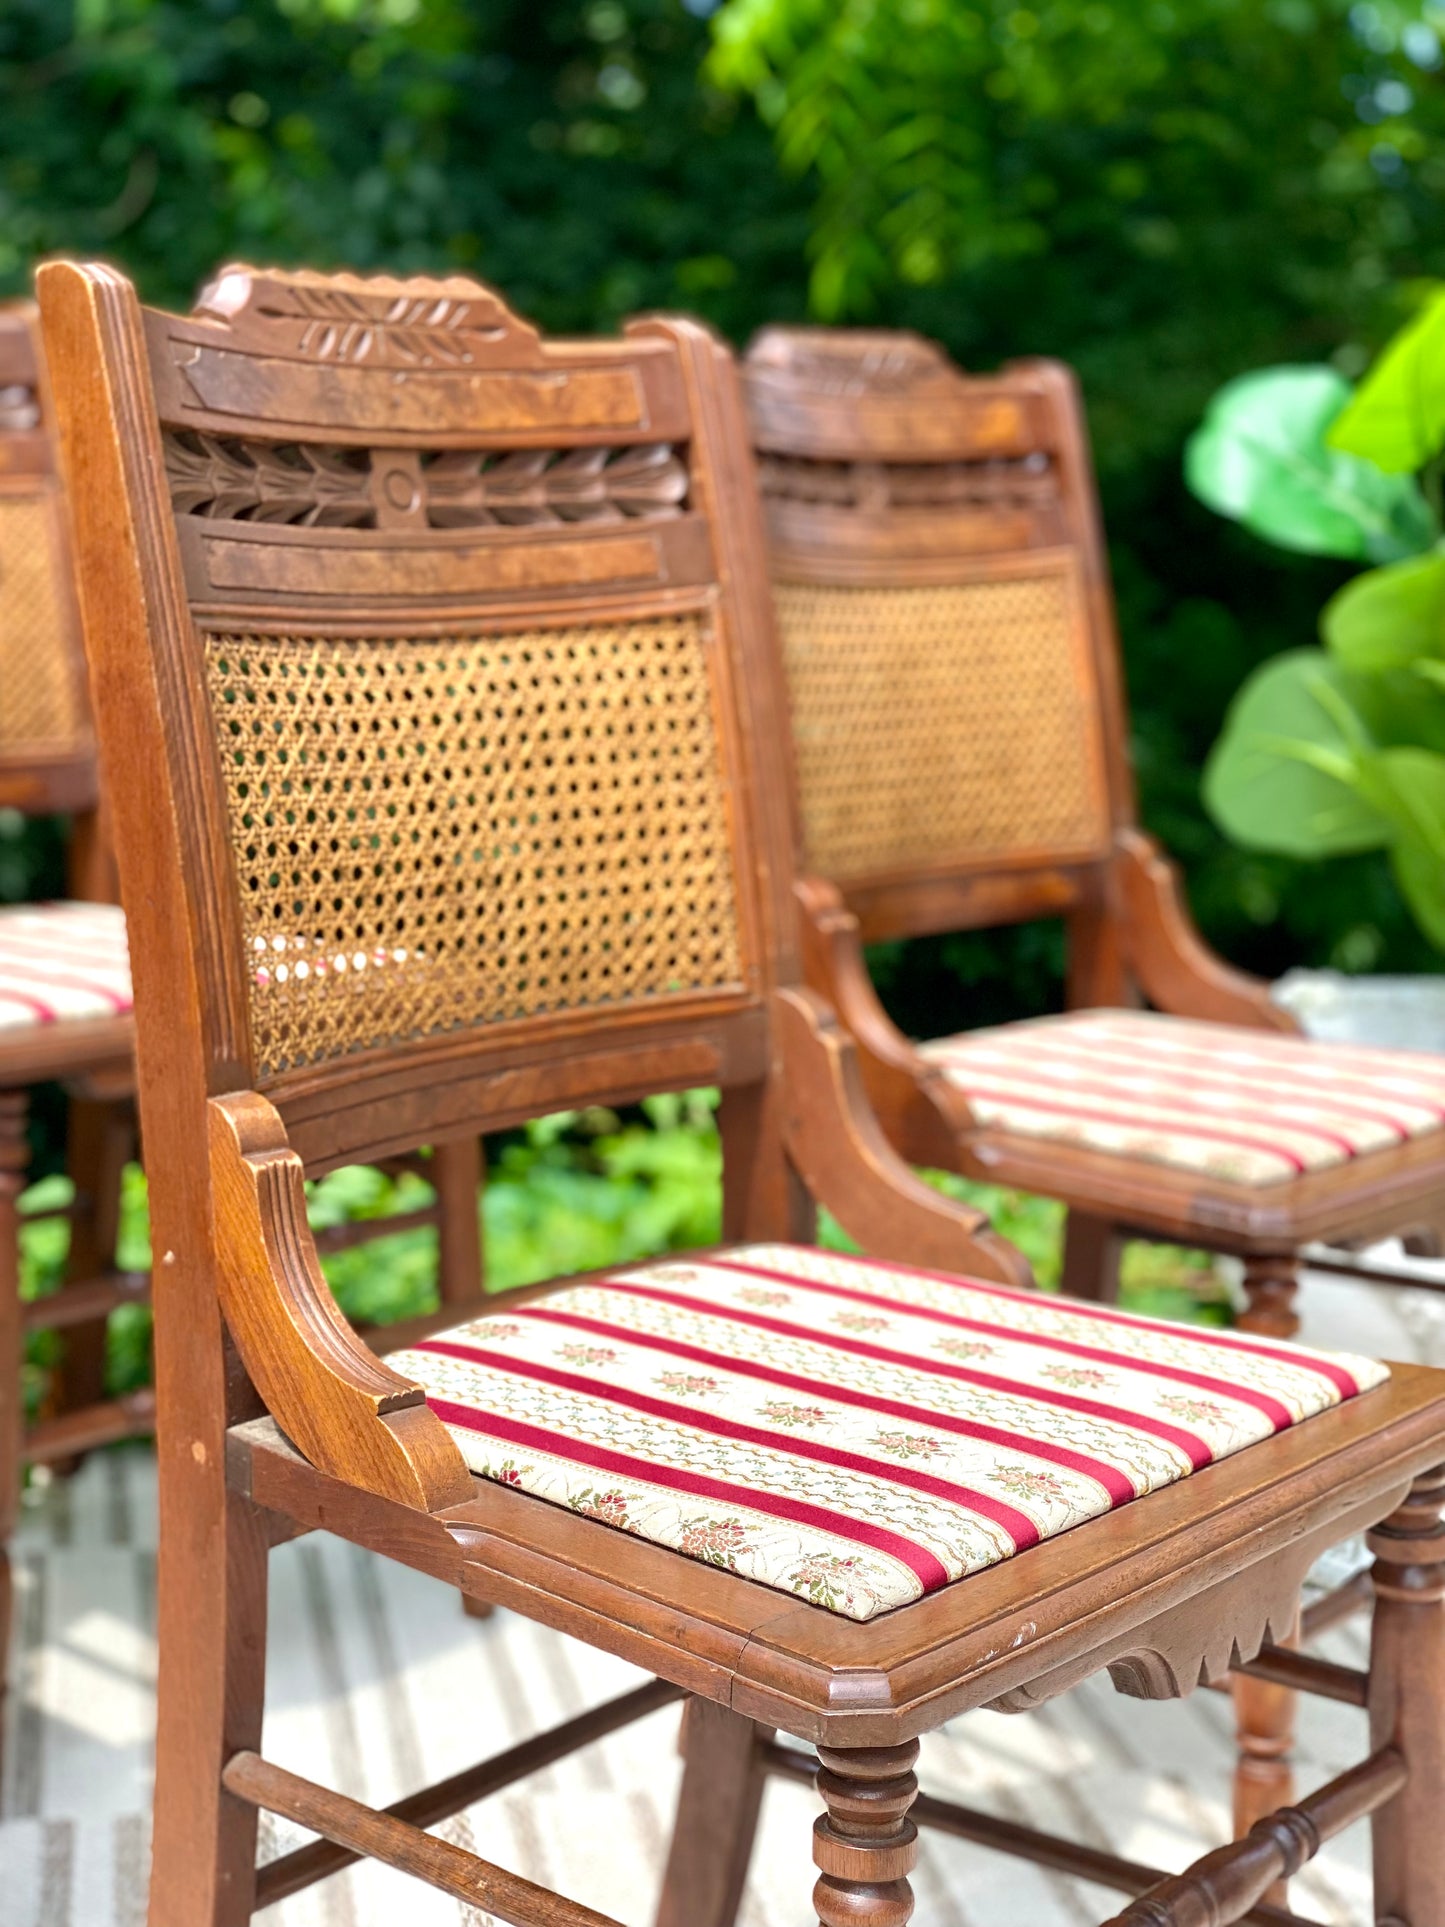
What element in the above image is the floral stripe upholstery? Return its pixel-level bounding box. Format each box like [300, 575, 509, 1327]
[0, 902, 131, 1031]
[388, 1243, 1386, 1621]
[921, 1009, 1445, 1188]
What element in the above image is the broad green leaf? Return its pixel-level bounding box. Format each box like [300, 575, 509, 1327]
[1327, 288, 1445, 474]
[1185, 366, 1433, 563]
[1372, 746, 1445, 856]
[1391, 837, 1445, 951]
[1321, 552, 1445, 672]
[1202, 649, 1392, 857]
[1366, 745, 1445, 953]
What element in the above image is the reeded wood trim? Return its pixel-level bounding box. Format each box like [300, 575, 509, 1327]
[208, 1091, 470, 1509]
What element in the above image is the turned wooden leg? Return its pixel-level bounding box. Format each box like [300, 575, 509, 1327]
[1230, 1605, 1299, 1907]
[656, 1698, 767, 1927]
[1238, 1253, 1299, 1339]
[0, 1090, 27, 1757]
[148, 1480, 269, 1927]
[1060, 1210, 1124, 1303]
[1368, 1464, 1445, 1927]
[432, 1133, 483, 1309]
[813, 1739, 920, 1927]
[53, 1095, 132, 1434]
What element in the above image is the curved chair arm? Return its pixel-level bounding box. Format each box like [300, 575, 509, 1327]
[209, 1093, 473, 1510]
[1113, 830, 1300, 1034]
[795, 875, 978, 1167]
[773, 986, 1035, 1290]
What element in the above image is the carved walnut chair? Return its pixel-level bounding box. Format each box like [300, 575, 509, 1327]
[742, 326, 1445, 1340]
[38, 256, 1445, 1927]
[0, 301, 489, 1733]
[741, 323, 1445, 1846]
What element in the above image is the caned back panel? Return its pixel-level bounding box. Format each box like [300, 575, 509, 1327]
[129, 269, 763, 1091]
[744, 329, 1120, 907]
[0, 309, 92, 775]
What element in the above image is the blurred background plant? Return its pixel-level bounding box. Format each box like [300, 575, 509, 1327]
[0, 0, 1423, 1359]
[1192, 292, 1445, 949]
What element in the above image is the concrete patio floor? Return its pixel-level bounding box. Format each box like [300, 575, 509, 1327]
[4, 1261, 1442, 1927]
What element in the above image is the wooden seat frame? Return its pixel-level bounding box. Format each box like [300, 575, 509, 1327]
[0, 303, 487, 1740]
[39, 258, 1445, 1927]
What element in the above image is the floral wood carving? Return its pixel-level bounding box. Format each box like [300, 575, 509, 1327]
[757, 450, 1056, 514]
[193, 265, 544, 369]
[167, 434, 373, 528]
[749, 328, 957, 399]
[165, 432, 689, 530]
[424, 444, 687, 527]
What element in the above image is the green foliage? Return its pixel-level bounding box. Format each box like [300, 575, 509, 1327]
[1185, 367, 1433, 564]
[712, 0, 1445, 982]
[1194, 290, 1445, 951]
[18, 1095, 1226, 1418]
[1203, 650, 1397, 858]
[1329, 285, 1445, 473]
[8, 1, 1445, 988]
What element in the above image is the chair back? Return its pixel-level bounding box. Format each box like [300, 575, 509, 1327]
[40, 266, 797, 1177]
[743, 326, 1133, 945]
[0, 304, 96, 817]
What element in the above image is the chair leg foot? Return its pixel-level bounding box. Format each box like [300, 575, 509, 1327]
[813, 1740, 919, 1927]
[1060, 1210, 1123, 1304]
[1238, 1253, 1299, 1339]
[1369, 1465, 1445, 1926]
[656, 1698, 766, 1927]
[461, 1591, 494, 1621]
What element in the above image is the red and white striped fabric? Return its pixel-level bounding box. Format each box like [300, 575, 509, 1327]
[0, 901, 131, 1033]
[388, 1243, 1386, 1621]
[922, 1009, 1445, 1188]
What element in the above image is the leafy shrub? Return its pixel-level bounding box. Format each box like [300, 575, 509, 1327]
[1193, 292, 1445, 948]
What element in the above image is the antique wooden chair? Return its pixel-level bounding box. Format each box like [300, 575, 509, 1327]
[0, 300, 144, 1725]
[740, 324, 1445, 1843]
[742, 325, 1445, 1340]
[0, 301, 487, 1733]
[40, 257, 1445, 1927]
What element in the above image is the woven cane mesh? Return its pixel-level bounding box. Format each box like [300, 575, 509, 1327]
[774, 572, 1111, 882]
[0, 495, 88, 755]
[203, 615, 745, 1078]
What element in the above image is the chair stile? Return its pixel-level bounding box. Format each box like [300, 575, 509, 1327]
[35, 260, 1445, 1927]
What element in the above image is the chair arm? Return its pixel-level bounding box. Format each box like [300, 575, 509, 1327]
[773, 987, 1034, 1289]
[795, 875, 977, 1165]
[1112, 829, 1300, 1034]
[209, 1093, 472, 1510]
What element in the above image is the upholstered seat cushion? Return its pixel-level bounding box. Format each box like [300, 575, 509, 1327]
[921, 1009, 1445, 1189]
[0, 901, 131, 1032]
[387, 1243, 1385, 1622]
